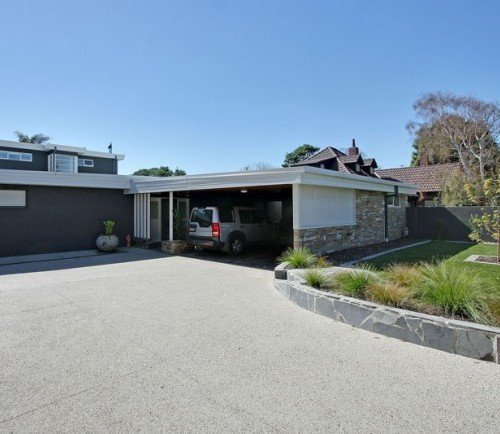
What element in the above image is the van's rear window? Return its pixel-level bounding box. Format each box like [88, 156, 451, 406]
[191, 209, 213, 228]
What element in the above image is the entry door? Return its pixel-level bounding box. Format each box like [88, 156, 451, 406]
[150, 198, 162, 241]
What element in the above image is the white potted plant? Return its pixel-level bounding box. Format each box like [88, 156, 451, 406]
[96, 220, 119, 252]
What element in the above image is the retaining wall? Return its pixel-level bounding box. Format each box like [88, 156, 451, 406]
[274, 264, 500, 363]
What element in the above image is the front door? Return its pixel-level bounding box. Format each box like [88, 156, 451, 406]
[150, 198, 162, 241]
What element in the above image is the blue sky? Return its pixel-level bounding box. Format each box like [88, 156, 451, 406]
[1, 0, 498, 175]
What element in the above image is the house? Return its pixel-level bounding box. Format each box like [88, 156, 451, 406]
[292, 139, 379, 177]
[375, 163, 461, 206]
[0, 138, 417, 257]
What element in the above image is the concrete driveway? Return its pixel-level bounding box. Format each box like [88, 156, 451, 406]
[1, 250, 499, 432]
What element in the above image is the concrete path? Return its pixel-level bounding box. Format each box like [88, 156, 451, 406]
[1, 253, 499, 432]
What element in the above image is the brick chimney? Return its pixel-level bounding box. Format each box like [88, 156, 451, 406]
[348, 139, 359, 156]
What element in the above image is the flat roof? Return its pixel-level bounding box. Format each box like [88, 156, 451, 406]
[0, 139, 125, 161]
[128, 166, 418, 195]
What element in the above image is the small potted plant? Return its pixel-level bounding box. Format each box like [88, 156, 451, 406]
[96, 220, 119, 252]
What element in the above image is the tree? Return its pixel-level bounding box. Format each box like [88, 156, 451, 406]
[14, 130, 50, 144]
[241, 162, 275, 171]
[469, 177, 500, 261]
[408, 92, 499, 181]
[441, 172, 474, 206]
[132, 166, 186, 177]
[409, 121, 459, 166]
[282, 144, 319, 167]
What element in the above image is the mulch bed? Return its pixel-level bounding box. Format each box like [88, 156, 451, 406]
[324, 239, 420, 265]
[474, 256, 500, 265]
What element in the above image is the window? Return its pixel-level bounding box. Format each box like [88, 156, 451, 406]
[78, 158, 94, 168]
[190, 209, 213, 228]
[239, 210, 253, 224]
[218, 207, 235, 223]
[387, 195, 399, 207]
[355, 164, 360, 172]
[369, 167, 374, 175]
[0, 150, 33, 162]
[0, 190, 26, 207]
[48, 154, 77, 173]
[387, 195, 407, 207]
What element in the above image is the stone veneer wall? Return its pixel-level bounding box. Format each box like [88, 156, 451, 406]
[293, 191, 407, 254]
[387, 195, 407, 241]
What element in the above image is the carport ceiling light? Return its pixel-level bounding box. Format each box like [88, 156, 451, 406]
[240, 189, 248, 193]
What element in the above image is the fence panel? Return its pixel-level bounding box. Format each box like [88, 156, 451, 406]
[405, 206, 494, 241]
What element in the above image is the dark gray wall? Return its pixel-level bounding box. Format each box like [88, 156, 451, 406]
[406, 206, 494, 241]
[0, 147, 118, 174]
[78, 157, 118, 174]
[0, 146, 48, 171]
[0, 185, 133, 257]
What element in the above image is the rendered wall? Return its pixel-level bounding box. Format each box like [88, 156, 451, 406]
[0, 185, 133, 257]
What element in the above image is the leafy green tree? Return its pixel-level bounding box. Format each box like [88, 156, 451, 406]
[14, 130, 50, 144]
[132, 166, 186, 177]
[409, 121, 458, 166]
[282, 144, 319, 167]
[469, 177, 500, 261]
[408, 92, 499, 181]
[441, 172, 474, 206]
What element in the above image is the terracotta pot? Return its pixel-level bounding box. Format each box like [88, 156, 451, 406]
[96, 234, 119, 252]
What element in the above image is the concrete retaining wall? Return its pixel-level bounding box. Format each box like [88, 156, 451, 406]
[274, 265, 500, 363]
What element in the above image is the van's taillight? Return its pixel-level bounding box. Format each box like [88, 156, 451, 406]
[211, 223, 221, 239]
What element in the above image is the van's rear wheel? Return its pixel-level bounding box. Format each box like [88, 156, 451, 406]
[228, 236, 245, 255]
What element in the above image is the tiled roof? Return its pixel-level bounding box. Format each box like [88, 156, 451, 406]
[375, 163, 461, 192]
[292, 147, 343, 166]
[362, 158, 376, 167]
[292, 145, 379, 177]
[338, 154, 360, 164]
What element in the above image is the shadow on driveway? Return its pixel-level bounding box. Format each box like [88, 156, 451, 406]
[0, 246, 280, 276]
[0, 248, 167, 276]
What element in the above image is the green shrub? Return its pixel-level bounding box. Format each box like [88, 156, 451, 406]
[330, 266, 379, 298]
[416, 263, 493, 324]
[278, 247, 317, 269]
[304, 269, 328, 289]
[384, 263, 422, 289]
[103, 220, 115, 236]
[367, 282, 414, 307]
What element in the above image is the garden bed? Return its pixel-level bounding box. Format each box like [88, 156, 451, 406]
[465, 255, 500, 265]
[278, 245, 500, 328]
[274, 268, 500, 364]
[323, 239, 419, 265]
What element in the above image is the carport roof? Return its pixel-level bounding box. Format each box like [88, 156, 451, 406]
[128, 166, 417, 195]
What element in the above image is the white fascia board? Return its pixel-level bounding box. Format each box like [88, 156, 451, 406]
[0, 139, 124, 160]
[127, 165, 417, 195]
[81, 151, 125, 160]
[300, 166, 418, 195]
[126, 167, 304, 194]
[0, 169, 131, 190]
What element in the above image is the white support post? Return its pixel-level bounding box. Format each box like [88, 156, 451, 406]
[169, 191, 174, 241]
[292, 183, 300, 230]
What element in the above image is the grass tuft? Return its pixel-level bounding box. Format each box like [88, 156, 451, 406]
[384, 263, 422, 289]
[330, 266, 379, 297]
[416, 263, 493, 324]
[278, 247, 316, 269]
[367, 282, 414, 307]
[304, 269, 328, 289]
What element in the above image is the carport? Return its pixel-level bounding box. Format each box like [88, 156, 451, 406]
[126, 166, 417, 253]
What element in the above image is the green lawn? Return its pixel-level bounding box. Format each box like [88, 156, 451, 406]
[363, 241, 499, 286]
[362, 241, 500, 325]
